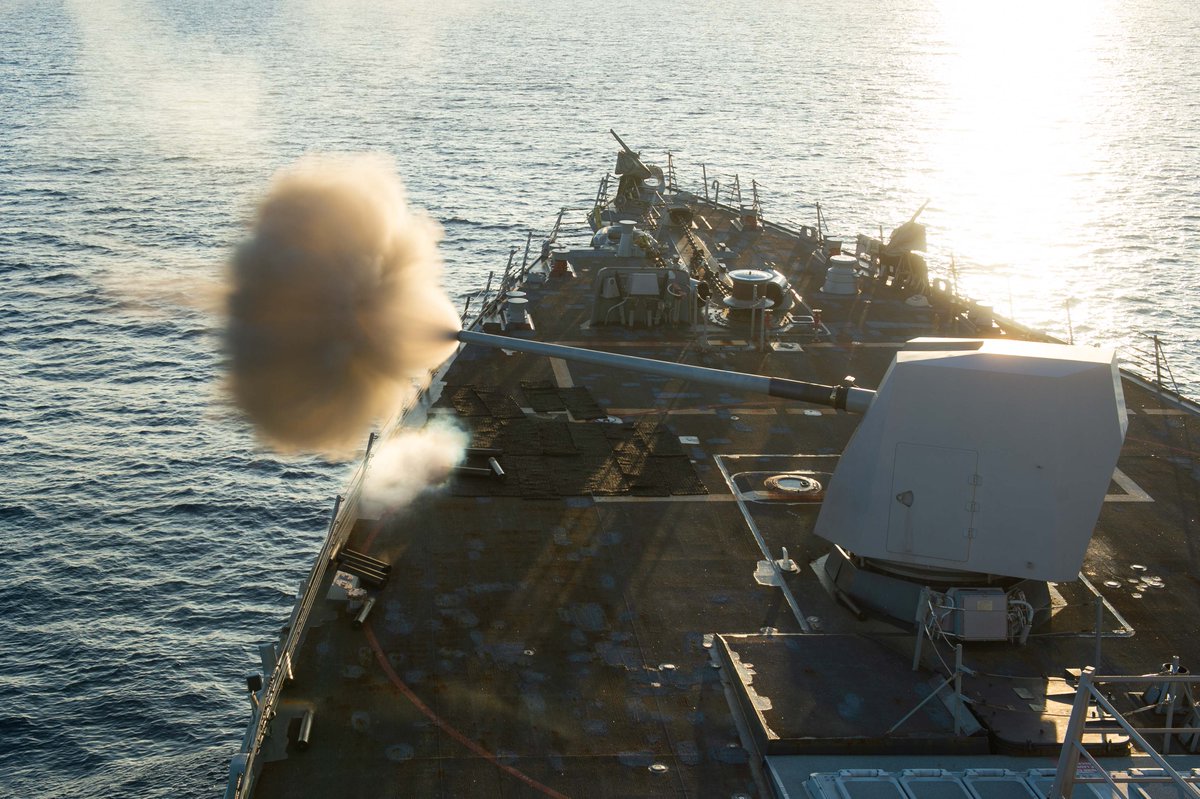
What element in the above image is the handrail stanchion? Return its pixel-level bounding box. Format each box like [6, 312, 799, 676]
[1051, 667, 1094, 799]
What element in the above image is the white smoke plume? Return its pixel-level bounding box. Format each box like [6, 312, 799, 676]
[226, 154, 461, 455]
[360, 421, 469, 516]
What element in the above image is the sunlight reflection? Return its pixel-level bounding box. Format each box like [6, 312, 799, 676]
[917, 0, 1114, 318]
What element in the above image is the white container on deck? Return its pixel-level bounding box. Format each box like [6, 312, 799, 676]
[822, 253, 859, 295]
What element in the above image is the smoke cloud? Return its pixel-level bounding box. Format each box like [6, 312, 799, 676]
[360, 422, 469, 516]
[226, 154, 461, 455]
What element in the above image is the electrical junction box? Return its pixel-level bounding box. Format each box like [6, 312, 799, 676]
[948, 587, 1008, 641]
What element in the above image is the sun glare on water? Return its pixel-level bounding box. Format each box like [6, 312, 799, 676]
[914, 0, 1114, 325]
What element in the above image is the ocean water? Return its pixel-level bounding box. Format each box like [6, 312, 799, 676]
[1, 1, 1197, 796]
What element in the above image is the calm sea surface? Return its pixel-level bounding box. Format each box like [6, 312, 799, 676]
[2, 1, 1197, 796]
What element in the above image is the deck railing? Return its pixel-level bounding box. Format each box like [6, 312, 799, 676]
[1123, 331, 1180, 394]
[227, 206, 593, 795]
[1051, 666, 1200, 799]
[224, 370, 447, 799]
[224, 443, 373, 798]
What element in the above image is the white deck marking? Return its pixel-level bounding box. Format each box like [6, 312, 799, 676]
[550, 340, 691, 348]
[714, 455, 813, 632]
[605, 407, 781, 416]
[549, 357, 574, 388]
[1078, 573, 1136, 637]
[592, 495, 739, 503]
[1105, 467, 1153, 502]
[1140, 408, 1189, 415]
[606, 408, 716, 416]
[804, 342, 906, 348]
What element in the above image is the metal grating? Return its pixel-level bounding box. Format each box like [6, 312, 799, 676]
[447, 389, 707, 498]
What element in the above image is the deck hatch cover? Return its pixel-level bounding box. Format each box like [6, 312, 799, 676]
[963, 775, 1040, 799]
[901, 778, 973, 799]
[837, 778, 907, 799]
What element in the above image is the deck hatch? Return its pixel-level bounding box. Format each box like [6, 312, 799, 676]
[886, 443, 979, 562]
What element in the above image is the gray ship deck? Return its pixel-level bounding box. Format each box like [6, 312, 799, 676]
[246, 193, 1200, 798]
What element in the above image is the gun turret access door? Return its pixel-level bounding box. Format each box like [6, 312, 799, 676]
[886, 443, 979, 564]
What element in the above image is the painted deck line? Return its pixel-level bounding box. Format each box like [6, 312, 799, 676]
[546, 339, 755, 348]
[1140, 408, 1190, 415]
[1106, 467, 1154, 503]
[606, 408, 718, 416]
[714, 455, 813, 633]
[549, 357, 574, 388]
[551, 340, 695, 348]
[804, 342, 907, 348]
[606, 407, 781, 416]
[1077, 573, 1137, 637]
[592, 494, 740, 503]
[739, 491, 823, 504]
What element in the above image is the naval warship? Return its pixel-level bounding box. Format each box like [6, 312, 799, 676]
[224, 133, 1200, 799]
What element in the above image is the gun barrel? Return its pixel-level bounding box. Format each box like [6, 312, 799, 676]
[455, 330, 874, 413]
[609, 129, 636, 156]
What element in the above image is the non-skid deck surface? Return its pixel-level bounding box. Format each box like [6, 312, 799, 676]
[252, 200, 1200, 797]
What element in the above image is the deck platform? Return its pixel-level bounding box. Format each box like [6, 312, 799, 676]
[246, 183, 1200, 798]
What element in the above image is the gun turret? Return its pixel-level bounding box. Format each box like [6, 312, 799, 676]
[454, 329, 1127, 587]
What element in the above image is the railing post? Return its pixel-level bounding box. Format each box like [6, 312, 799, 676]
[1154, 334, 1163, 392]
[953, 644, 964, 735]
[316, 496, 343, 568]
[1051, 666, 1095, 799]
[551, 208, 566, 242]
[499, 247, 517, 293]
[1164, 655, 1182, 755]
[520, 231, 532, 279]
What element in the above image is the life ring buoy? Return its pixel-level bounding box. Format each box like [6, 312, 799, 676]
[666, 282, 685, 298]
